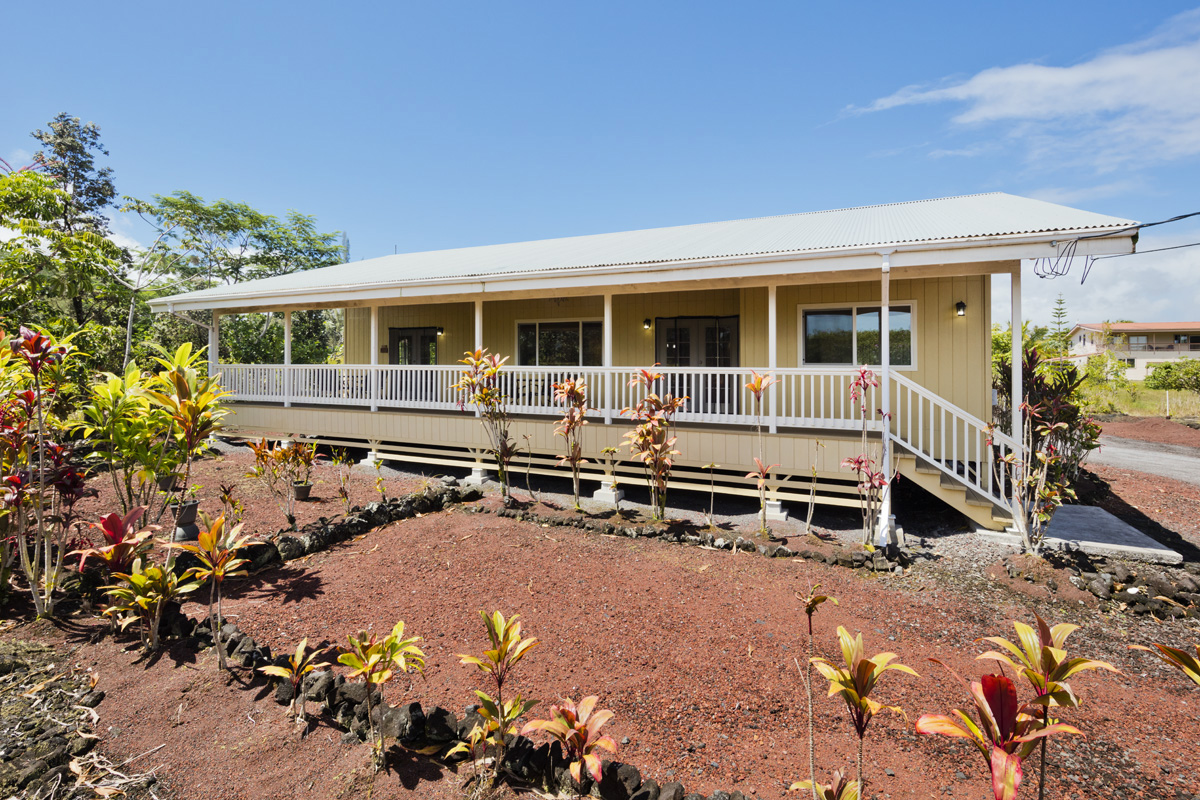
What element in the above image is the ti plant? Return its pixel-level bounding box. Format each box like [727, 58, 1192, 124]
[72, 507, 155, 577]
[812, 626, 916, 793]
[373, 457, 386, 502]
[521, 695, 616, 793]
[701, 462, 719, 529]
[331, 448, 354, 514]
[620, 368, 687, 522]
[259, 638, 332, 722]
[217, 482, 243, 525]
[992, 401, 1073, 556]
[789, 770, 859, 800]
[841, 368, 888, 547]
[168, 514, 259, 671]
[103, 557, 202, 652]
[339, 620, 426, 770]
[454, 349, 519, 504]
[916, 663, 1083, 800]
[745, 371, 779, 535]
[804, 441, 825, 537]
[600, 446, 620, 513]
[552, 378, 590, 512]
[455, 611, 539, 789]
[978, 614, 1118, 800]
[247, 438, 297, 529]
[1129, 642, 1200, 687]
[796, 585, 837, 800]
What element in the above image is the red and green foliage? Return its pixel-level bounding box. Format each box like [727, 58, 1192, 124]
[521, 695, 617, 787]
[247, 438, 298, 528]
[841, 368, 888, 547]
[1130, 642, 1200, 687]
[455, 349, 519, 503]
[812, 626, 916, 792]
[797, 584, 838, 800]
[71, 507, 155, 576]
[552, 378, 590, 511]
[916, 664, 1083, 800]
[259, 638, 332, 721]
[339, 620, 427, 769]
[789, 770, 859, 800]
[621, 368, 687, 522]
[745, 371, 779, 534]
[331, 448, 353, 514]
[103, 556, 202, 652]
[168, 514, 258, 671]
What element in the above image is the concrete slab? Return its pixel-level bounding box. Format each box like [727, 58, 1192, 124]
[978, 505, 1182, 565]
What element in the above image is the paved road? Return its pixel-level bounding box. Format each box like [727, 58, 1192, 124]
[1089, 435, 1200, 486]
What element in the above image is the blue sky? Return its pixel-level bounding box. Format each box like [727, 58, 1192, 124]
[5, 1, 1199, 326]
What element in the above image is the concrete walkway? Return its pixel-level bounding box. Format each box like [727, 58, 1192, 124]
[980, 505, 1182, 564]
[1088, 435, 1200, 486]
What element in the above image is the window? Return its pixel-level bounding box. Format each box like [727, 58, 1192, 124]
[801, 304, 913, 367]
[655, 316, 739, 367]
[517, 321, 602, 366]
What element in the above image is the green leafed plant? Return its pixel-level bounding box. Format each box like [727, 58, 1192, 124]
[796, 584, 837, 800]
[247, 438, 297, 528]
[168, 514, 258, 671]
[259, 638, 332, 722]
[338, 620, 426, 770]
[977, 614, 1118, 799]
[916, 663, 1083, 800]
[789, 769, 859, 800]
[454, 349, 519, 504]
[621, 368, 687, 522]
[103, 556, 202, 652]
[812, 626, 916, 793]
[331, 447, 354, 514]
[745, 370, 779, 534]
[521, 695, 616, 792]
[552, 378, 589, 512]
[1129, 642, 1200, 687]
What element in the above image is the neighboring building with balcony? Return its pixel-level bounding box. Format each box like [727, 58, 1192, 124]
[150, 192, 1137, 533]
[1069, 322, 1200, 380]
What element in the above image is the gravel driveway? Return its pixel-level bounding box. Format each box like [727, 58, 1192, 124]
[1090, 435, 1200, 486]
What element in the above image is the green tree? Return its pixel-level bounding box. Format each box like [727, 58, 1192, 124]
[1046, 293, 1071, 358]
[1145, 358, 1200, 395]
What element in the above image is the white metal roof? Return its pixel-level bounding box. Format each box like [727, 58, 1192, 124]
[153, 192, 1137, 311]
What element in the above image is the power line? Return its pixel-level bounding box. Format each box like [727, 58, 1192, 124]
[1030, 210, 1200, 283]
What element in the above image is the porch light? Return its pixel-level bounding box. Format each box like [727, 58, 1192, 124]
[643, 318, 652, 330]
[437, 327, 444, 336]
[955, 301, 966, 317]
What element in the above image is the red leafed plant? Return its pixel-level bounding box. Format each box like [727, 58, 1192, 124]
[72, 507, 155, 575]
[621, 368, 687, 522]
[842, 368, 889, 547]
[916, 662, 1083, 800]
[454, 349, 519, 504]
[746, 457, 781, 537]
[745, 370, 779, 534]
[552, 378, 590, 512]
[521, 695, 617, 788]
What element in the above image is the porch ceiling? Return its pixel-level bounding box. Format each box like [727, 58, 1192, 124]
[151, 192, 1137, 313]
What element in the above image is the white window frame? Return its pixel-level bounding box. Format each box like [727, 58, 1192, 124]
[797, 300, 918, 371]
[515, 317, 604, 366]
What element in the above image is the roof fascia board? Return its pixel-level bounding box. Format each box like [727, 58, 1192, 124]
[151, 229, 1136, 313]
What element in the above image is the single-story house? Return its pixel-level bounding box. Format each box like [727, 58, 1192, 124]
[150, 192, 1137, 534]
[1070, 321, 1200, 380]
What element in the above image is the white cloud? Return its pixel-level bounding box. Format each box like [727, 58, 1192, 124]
[993, 225, 1200, 327]
[856, 9, 1200, 172]
[1026, 180, 1144, 206]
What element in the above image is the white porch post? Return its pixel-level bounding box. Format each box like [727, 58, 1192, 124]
[1011, 265, 1023, 448]
[369, 305, 379, 412]
[877, 252, 893, 546]
[283, 309, 292, 408]
[767, 284, 778, 434]
[474, 299, 483, 351]
[603, 292, 613, 424]
[208, 313, 220, 381]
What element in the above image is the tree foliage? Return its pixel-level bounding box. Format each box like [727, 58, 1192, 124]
[1145, 358, 1200, 395]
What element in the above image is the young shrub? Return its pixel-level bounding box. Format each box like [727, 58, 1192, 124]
[72, 507, 156, 577]
[454, 611, 539, 789]
[259, 638, 332, 722]
[745, 458, 781, 537]
[701, 462, 719, 529]
[338, 621, 426, 770]
[372, 457, 387, 502]
[803, 441, 826, 537]
[916, 664, 1083, 800]
[600, 446, 620, 513]
[811, 626, 916, 793]
[217, 482, 244, 525]
[454, 349, 519, 504]
[620, 368, 687, 522]
[841, 368, 888, 547]
[1129, 642, 1200, 687]
[552, 378, 589, 512]
[992, 401, 1075, 555]
[978, 614, 1118, 799]
[168, 514, 259, 671]
[796, 585, 837, 800]
[745, 371, 779, 534]
[103, 557, 202, 652]
[789, 770, 859, 800]
[521, 695, 617, 791]
[331, 448, 354, 514]
[247, 438, 297, 529]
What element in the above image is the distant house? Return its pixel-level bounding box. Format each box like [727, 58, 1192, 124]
[151, 193, 1137, 533]
[1069, 322, 1200, 380]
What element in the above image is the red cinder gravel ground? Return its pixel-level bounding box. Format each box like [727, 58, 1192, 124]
[14, 501, 1200, 800]
[1098, 416, 1200, 448]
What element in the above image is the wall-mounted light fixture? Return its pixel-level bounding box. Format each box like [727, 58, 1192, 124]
[436, 327, 444, 336]
[643, 318, 652, 330]
[955, 301, 966, 317]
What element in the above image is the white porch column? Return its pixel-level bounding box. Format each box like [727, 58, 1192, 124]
[369, 305, 379, 412]
[208, 313, 220, 381]
[767, 284, 778, 434]
[877, 252, 893, 546]
[283, 309, 292, 408]
[1011, 265, 1023, 448]
[474, 298, 483, 351]
[603, 292, 613, 424]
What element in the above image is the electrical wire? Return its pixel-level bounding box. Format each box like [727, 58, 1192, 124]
[1030, 210, 1200, 284]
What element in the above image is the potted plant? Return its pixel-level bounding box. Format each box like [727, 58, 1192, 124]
[169, 485, 202, 542]
[289, 441, 318, 501]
